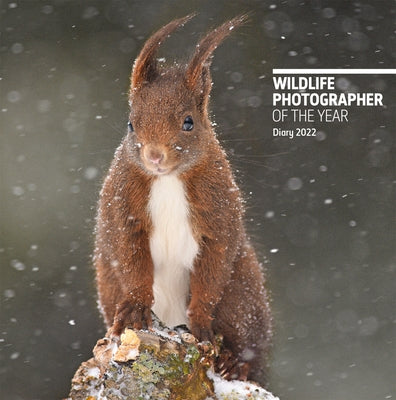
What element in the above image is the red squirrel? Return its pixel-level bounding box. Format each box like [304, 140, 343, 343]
[94, 15, 272, 384]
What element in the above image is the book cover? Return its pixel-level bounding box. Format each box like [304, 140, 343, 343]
[0, 2, 394, 399]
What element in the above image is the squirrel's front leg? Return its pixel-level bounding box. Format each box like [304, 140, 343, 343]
[111, 229, 154, 336]
[188, 238, 232, 343]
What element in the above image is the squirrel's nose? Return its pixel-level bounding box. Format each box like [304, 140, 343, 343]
[144, 145, 165, 165]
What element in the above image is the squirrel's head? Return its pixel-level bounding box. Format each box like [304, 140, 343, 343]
[126, 14, 247, 176]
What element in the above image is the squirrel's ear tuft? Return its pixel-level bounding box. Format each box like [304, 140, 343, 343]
[185, 15, 248, 93]
[130, 14, 195, 92]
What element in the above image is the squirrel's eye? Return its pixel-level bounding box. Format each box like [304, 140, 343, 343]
[182, 116, 194, 131]
[127, 121, 134, 132]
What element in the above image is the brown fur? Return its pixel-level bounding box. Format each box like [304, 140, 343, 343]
[94, 15, 272, 385]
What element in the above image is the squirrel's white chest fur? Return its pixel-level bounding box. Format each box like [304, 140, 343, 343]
[148, 174, 198, 327]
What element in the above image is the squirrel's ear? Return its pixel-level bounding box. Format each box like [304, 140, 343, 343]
[185, 15, 248, 106]
[130, 14, 195, 91]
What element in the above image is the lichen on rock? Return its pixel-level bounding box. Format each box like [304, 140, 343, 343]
[113, 328, 141, 362]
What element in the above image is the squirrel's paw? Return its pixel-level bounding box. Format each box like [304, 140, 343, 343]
[216, 349, 250, 381]
[111, 299, 152, 337]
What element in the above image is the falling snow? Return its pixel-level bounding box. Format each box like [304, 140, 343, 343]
[1, 2, 395, 400]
